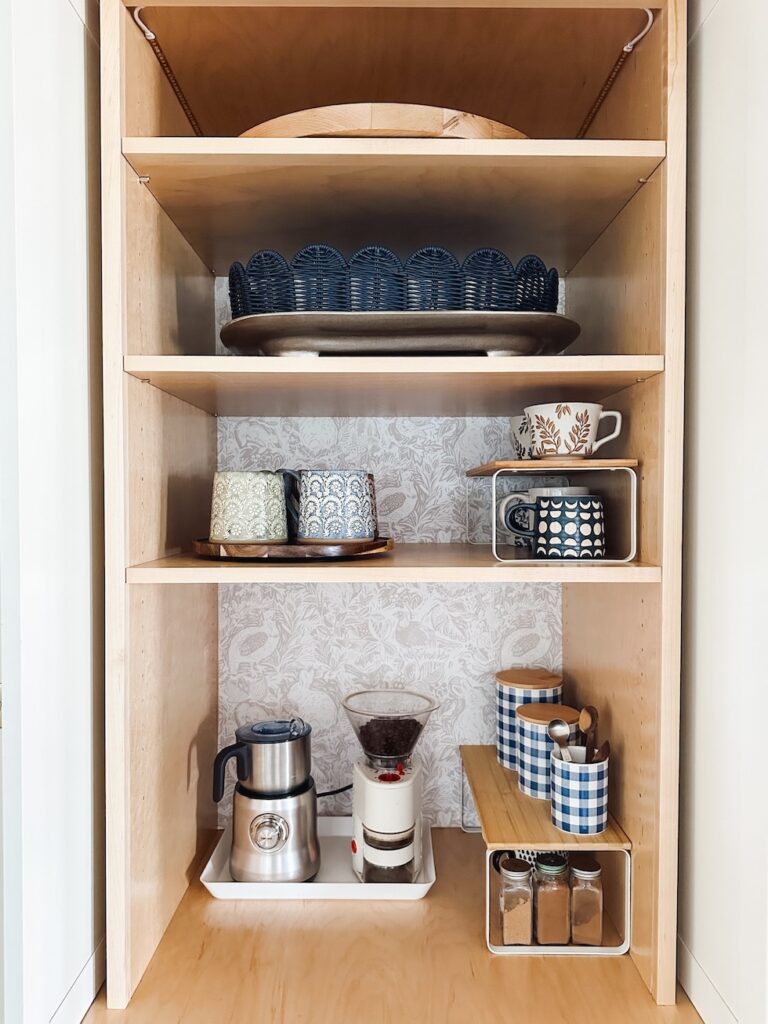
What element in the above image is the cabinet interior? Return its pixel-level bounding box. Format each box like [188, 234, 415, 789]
[104, 0, 685, 1011]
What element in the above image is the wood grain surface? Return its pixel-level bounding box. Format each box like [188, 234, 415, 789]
[84, 828, 701, 1024]
[241, 102, 528, 140]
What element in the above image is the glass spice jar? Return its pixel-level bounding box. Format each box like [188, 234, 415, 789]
[498, 856, 533, 945]
[534, 853, 570, 945]
[570, 859, 603, 946]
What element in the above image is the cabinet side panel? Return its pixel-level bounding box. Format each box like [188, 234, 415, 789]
[562, 583, 661, 992]
[584, 10, 665, 140]
[565, 171, 663, 356]
[123, 4, 195, 137]
[126, 376, 215, 565]
[125, 165, 214, 354]
[128, 584, 218, 997]
[603, 375, 662, 567]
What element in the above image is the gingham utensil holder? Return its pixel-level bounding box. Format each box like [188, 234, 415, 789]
[517, 703, 579, 800]
[496, 668, 563, 772]
[550, 747, 609, 834]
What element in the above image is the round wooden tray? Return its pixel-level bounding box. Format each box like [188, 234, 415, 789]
[193, 537, 395, 561]
[240, 103, 527, 141]
[220, 311, 580, 357]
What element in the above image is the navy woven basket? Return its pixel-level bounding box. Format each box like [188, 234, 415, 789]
[291, 244, 349, 311]
[228, 250, 294, 317]
[349, 245, 405, 311]
[462, 248, 518, 311]
[405, 246, 463, 311]
[228, 261, 251, 319]
[513, 254, 559, 313]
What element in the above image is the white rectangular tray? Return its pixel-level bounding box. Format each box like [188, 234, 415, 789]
[201, 816, 435, 901]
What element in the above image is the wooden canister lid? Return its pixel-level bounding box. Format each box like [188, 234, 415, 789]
[495, 667, 562, 689]
[516, 703, 579, 727]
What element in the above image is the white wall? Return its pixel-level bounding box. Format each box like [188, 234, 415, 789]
[680, 2, 768, 1022]
[0, 0, 104, 1021]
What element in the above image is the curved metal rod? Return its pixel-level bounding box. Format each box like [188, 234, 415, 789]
[132, 7, 155, 41]
[624, 9, 654, 53]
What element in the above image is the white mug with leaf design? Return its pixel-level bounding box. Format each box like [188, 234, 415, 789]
[509, 414, 533, 460]
[524, 402, 623, 459]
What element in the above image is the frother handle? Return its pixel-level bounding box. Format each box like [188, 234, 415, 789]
[213, 742, 248, 803]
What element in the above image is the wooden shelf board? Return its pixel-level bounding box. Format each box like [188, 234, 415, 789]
[121, 1, 668, 8]
[85, 828, 699, 1024]
[122, 138, 666, 273]
[461, 745, 631, 851]
[468, 457, 639, 476]
[126, 544, 661, 584]
[123, 355, 664, 418]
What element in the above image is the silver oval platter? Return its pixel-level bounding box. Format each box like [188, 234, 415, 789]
[220, 310, 581, 357]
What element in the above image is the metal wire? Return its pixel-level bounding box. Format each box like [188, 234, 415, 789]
[577, 9, 655, 139]
[132, 8, 204, 137]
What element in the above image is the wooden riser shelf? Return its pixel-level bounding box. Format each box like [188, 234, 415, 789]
[124, 355, 664, 417]
[126, 545, 661, 583]
[122, 138, 666, 273]
[461, 745, 631, 851]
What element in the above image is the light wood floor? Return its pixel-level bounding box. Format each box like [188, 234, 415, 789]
[87, 829, 701, 1024]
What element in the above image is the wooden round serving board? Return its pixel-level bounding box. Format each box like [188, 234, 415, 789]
[193, 537, 394, 561]
[240, 103, 528, 140]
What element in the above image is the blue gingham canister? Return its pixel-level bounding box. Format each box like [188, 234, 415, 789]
[550, 747, 609, 834]
[516, 703, 579, 800]
[495, 668, 563, 772]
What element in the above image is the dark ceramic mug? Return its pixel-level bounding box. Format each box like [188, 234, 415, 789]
[505, 495, 606, 559]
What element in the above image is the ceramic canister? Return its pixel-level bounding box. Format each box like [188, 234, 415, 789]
[297, 469, 378, 543]
[209, 470, 288, 543]
[550, 747, 609, 835]
[496, 668, 564, 772]
[516, 703, 579, 800]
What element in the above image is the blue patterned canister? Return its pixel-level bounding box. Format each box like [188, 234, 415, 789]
[496, 668, 563, 772]
[517, 703, 579, 800]
[550, 747, 609, 835]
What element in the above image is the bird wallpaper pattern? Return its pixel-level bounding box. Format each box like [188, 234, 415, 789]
[216, 416, 564, 824]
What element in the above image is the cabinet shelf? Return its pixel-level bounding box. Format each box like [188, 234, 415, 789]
[122, 138, 666, 273]
[124, 355, 663, 417]
[461, 745, 631, 851]
[126, 544, 661, 584]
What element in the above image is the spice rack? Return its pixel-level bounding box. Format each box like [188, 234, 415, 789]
[461, 745, 631, 957]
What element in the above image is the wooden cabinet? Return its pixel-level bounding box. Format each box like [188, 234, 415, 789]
[100, 0, 686, 1011]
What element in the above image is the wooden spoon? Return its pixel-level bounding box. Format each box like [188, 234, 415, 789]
[591, 740, 611, 764]
[548, 719, 573, 762]
[579, 705, 599, 764]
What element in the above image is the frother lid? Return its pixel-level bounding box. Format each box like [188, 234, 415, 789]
[236, 718, 311, 744]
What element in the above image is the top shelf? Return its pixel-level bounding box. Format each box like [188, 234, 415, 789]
[123, 1, 664, 7]
[123, 139, 666, 275]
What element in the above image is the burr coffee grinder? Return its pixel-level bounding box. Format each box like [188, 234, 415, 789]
[342, 689, 438, 883]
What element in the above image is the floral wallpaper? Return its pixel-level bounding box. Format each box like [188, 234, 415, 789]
[216, 416, 564, 825]
[218, 416, 568, 544]
[218, 582, 562, 826]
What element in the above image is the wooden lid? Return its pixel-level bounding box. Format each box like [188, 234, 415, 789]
[516, 703, 579, 727]
[495, 667, 562, 689]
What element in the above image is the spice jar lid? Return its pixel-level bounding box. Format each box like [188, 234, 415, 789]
[516, 703, 579, 726]
[499, 856, 532, 880]
[535, 853, 567, 876]
[571, 858, 602, 880]
[495, 668, 562, 690]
